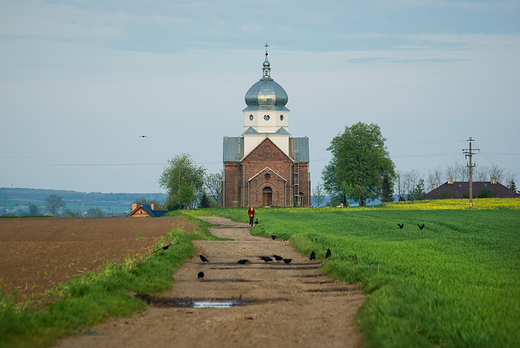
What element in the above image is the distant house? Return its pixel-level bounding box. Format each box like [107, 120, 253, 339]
[426, 178, 519, 200]
[127, 203, 168, 217]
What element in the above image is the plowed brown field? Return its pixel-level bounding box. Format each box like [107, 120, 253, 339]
[0, 217, 197, 304]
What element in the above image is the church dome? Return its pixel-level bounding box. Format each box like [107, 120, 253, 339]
[244, 52, 289, 111]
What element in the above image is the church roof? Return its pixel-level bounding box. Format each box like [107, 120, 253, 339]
[223, 136, 243, 162]
[291, 137, 310, 162]
[243, 127, 290, 135]
[223, 135, 309, 163]
[243, 51, 289, 112]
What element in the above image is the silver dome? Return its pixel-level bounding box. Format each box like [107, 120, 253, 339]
[243, 53, 289, 111]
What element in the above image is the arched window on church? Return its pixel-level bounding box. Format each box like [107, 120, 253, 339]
[298, 192, 304, 207]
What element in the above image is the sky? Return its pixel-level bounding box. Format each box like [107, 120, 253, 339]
[1, 0, 519, 194]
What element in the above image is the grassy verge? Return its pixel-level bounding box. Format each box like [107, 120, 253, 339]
[182, 203, 520, 347]
[0, 226, 197, 348]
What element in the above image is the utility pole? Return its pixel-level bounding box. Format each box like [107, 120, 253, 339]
[462, 137, 479, 210]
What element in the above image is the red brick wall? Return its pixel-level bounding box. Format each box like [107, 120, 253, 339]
[224, 162, 242, 207]
[223, 138, 310, 207]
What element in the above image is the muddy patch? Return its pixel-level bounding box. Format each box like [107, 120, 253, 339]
[134, 293, 287, 308]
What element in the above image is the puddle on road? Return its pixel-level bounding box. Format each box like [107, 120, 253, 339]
[192, 300, 240, 308]
[134, 293, 288, 308]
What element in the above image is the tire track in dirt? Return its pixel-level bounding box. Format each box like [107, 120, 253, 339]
[56, 217, 366, 348]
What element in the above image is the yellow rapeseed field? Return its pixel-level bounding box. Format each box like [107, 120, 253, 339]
[183, 198, 519, 216]
[375, 197, 520, 210]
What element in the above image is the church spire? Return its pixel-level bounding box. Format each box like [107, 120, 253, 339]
[262, 43, 271, 79]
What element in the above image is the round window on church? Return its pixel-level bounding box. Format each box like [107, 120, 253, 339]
[249, 114, 253, 121]
[264, 114, 270, 121]
[279, 115, 284, 121]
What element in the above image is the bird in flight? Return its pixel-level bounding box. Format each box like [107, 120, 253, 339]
[418, 224, 425, 230]
[200, 255, 209, 263]
[237, 259, 249, 264]
[309, 251, 316, 260]
[259, 256, 273, 263]
[397, 223, 404, 229]
[283, 258, 292, 264]
[153, 243, 173, 253]
[272, 254, 283, 261]
[139, 135, 148, 138]
[325, 249, 331, 258]
[198, 271, 204, 279]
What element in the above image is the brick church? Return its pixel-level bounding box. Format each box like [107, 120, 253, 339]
[222, 49, 310, 207]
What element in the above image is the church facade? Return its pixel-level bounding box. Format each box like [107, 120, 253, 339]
[222, 51, 310, 207]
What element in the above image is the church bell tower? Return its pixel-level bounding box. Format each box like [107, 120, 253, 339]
[222, 46, 310, 208]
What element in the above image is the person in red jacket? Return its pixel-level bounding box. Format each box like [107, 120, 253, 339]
[248, 206, 255, 226]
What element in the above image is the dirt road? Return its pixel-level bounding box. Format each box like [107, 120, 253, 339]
[56, 217, 366, 348]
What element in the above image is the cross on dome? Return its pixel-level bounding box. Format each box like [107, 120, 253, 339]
[263, 43, 271, 79]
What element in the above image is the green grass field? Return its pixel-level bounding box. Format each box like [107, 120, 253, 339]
[182, 202, 520, 348]
[2, 200, 518, 347]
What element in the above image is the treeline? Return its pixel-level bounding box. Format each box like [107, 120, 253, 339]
[0, 188, 167, 204]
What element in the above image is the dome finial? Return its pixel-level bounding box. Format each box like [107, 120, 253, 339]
[262, 43, 271, 79]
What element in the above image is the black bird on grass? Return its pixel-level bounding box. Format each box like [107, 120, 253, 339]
[255, 219, 259, 225]
[259, 256, 273, 263]
[325, 249, 331, 258]
[397, 223, 404, 229]
[197, 271, 204, 279]
[153, 243, 173, 253]
[283, 258, 292, 264]
[200, 255, 209, 263]
[272, 254, 283, 261]
[271, 235, 277, 240]
[237, 259, 249, 264]
[309, 251, 316, 260]
[418, 224, 425, 230]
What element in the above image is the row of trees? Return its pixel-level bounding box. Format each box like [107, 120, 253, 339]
[395, 163, 517, 202]
[316, 122, 517, 207]
[0, 195, 110, 217]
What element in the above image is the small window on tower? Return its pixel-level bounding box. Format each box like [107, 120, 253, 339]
[249, 115, 254, 121]
[280, 115, 284, 121]
[264, 114, 270, 121]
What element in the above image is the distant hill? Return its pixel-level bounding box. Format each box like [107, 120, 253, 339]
[0, 187, 167, 216]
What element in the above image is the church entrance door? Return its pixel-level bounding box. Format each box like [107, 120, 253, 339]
[263, 187, 272, 206]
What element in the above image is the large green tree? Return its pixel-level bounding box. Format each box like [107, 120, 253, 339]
[45, 194, 66, 215]
[158, 153, 205, 209]
[322, 122, 395, 206]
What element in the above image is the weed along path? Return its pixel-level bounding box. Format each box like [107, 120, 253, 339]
[56, 217, 366, 348]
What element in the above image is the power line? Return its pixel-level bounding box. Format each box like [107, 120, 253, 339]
[462, 137, 479, 210]
[0, 153, 222, 159]
[0, 161, 225, 167]
[387, 140, 466, 147]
